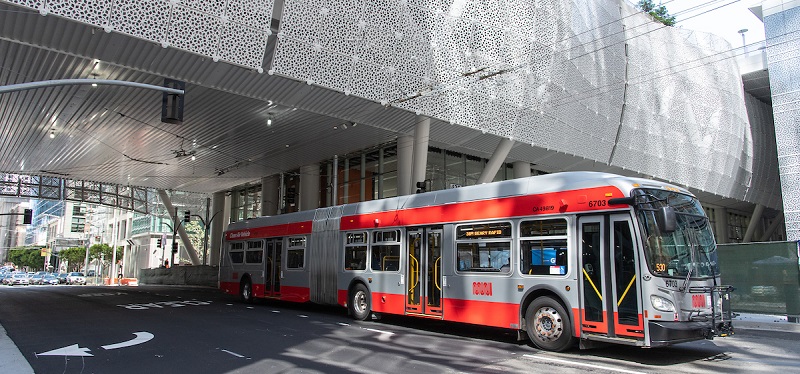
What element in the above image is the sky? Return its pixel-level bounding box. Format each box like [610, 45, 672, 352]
[653, 0, 767, 48]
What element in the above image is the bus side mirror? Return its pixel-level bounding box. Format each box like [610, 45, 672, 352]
[657, 206, 677, 233]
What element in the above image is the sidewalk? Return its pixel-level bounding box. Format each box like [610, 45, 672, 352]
[0, 323, 33, 374]
[732, 312, 800, 333]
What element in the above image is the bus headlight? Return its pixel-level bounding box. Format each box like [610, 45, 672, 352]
[650, 295, 676, 312]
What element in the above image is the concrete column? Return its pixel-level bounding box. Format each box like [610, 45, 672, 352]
[714, 207, 729, 244]
[300, 164, 320, 211]
[513, 160, 531, 179]
[397, 135, 414, 196]
[760, 212, 785, 242]
[260, 175, 280, 216]
[209, 191, 226, 267]
[477, 138, 515, 184]
[412, 116, 431, 191]
[157, 190, 201, 265]
[743, 204, 765, 243]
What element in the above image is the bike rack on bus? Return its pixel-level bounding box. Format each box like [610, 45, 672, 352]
[688, 285, 735, 338]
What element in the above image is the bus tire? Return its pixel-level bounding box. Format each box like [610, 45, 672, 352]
[240, 278, 253, 304]
[525, 296, 575, 352]
[349, 283, 371, 321]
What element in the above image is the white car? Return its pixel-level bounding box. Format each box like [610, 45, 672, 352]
[66, 272, 86, 285]
[10, 273, 30, 286]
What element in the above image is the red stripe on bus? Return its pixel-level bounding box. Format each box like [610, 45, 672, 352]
[371, 292, 406, 314]
[280, 286, 311, 303]
[340, 186, 623, 230]
[614, 312, 645, 338]
[225, 221, 313, 240]
[442, 298, 520, 329]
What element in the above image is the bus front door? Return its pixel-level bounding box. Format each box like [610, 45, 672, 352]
[264, 239, 282, 297]
[406, 228, 443, 316]
[578, 215, 643, 342]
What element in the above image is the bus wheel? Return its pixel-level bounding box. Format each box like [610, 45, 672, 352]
[240, 278, 253, 304]
[349, 283, 371, 321]
[526, 296, 575, 352]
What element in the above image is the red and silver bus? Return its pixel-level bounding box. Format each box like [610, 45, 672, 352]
[220, 171, 733, 351]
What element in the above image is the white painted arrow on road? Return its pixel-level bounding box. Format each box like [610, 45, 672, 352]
[37, 344, 94, 357]
[101, 332, 154, 350]
[36, 331, 154, 357]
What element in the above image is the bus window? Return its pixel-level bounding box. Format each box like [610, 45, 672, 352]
[371, 230, 401, 271]
[520, 239, 567, 275]
[520, 219, 569, 276]
[345, 232, 368, 271]
[455, 222, 512, 274]
[287, 237, 306, 269]
[245, 240, 263, 263]
[229, 242, 244, 264]
[456, 242, 511, 273]
[230, 251, 244, 264]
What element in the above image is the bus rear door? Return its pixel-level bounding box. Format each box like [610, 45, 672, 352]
[406, 227, 443, 317]
[578, 214, 644, 343]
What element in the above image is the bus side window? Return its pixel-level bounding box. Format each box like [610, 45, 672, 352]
[345, 246, 367, 270]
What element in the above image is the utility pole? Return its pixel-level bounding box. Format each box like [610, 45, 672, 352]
[170, 207, 178, 268]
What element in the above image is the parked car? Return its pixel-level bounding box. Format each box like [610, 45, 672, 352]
[41, 274, 59, 285]
[1, 273, 13, 285]
[10, 273, 30, 286]
[56, 273, 68, 284]
[29, 273, 45, 285]
[66, 272, 86, 285]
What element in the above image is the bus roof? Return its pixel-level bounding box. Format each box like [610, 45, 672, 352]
[225, 171, 692, 235]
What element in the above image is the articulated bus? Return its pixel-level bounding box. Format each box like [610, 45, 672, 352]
[220, 171, 733, 351]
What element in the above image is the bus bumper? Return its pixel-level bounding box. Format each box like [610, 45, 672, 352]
[648, 321, 715, 346]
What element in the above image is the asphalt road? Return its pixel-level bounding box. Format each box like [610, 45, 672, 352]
[1, 284, 798, 374]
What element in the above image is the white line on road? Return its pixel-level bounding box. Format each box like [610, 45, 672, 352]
[221, 349, 245, 358]
[362, 327, 395, 341]
[102, 332, 154, 350]
[298, 315, 308, 318]
[523, 354, 648, 374]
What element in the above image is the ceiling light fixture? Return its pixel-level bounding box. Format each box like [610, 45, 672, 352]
[267, 115, 273, 126]
[49, 129, 55, 138]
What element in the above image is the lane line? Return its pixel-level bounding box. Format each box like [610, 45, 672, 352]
[523, 354, 648, 374]
[221, 349, 245, 358]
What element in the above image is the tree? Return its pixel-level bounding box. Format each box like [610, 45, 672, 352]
[7, 247, 45, 271]
[58, 247, 87, 271]
[637, 0, 676, 26]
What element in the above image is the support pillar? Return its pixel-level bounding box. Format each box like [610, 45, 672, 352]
[157, 190, 201, 265]
[260, 175, 280, 216]
[209, 191, 226, 267]
[743, 204, 765, 243]
[714, 207, 729, 244]
[513, 161, 531, 179]
[412, 116, 431, 192]
[477, 138, 515, 184]
[760, 212, 785, 242]
[397, 135, 414, 196]
[300, 164, 320, 211]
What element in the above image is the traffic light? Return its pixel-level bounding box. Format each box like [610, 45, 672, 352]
[22, 208, 32, 224]
[184, 210, 191, 222]
[172, 241, 178, 254]
[157, 238, 162, 248]
[161, 78, 184, 125]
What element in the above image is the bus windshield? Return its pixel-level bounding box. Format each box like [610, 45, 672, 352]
[634, 188, 719, 279]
